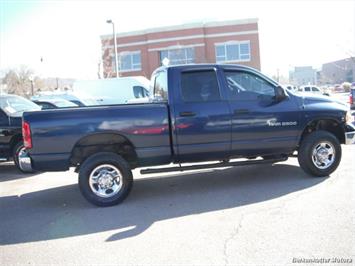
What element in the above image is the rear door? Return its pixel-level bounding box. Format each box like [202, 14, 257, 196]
[173, 68, 232, 162]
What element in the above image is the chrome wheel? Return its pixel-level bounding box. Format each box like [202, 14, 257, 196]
[17, 146, 27, 159]
[311, 141, 335, 169]
[89, 164, 123, 198]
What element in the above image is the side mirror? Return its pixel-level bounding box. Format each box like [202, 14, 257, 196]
[275, 86, 287, 102]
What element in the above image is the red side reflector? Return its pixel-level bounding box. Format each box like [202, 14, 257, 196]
[22, 121, 32, 149]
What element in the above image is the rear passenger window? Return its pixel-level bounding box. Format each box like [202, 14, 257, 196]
[304, 87, 311, 92]
[181, 70, 220, 102]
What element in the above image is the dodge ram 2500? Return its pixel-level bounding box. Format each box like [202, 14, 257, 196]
[20, 64, 355, 206]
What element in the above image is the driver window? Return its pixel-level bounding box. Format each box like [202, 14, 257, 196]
[133, 86, 146, 98]
[224, 71, 276, 101]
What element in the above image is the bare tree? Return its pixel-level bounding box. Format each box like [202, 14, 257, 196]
[1, 66, 43, 97]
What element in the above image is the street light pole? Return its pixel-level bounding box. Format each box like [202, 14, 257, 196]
[106, 19, 119, 78]
[29, 75, 34, 96]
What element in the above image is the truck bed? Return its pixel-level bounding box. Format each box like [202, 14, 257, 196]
[24, 103, 171, 171]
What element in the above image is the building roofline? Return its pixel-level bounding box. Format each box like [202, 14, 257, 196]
[101, 18, 258, 40]
[322, 57, 355, 66]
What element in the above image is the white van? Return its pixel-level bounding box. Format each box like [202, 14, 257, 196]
[73, 76, 150, 105]
[298, 85, 323, 95]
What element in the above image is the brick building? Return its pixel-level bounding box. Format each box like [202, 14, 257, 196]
[101, 18, 260, 78]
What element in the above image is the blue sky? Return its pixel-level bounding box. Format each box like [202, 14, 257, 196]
[1, 0, 354, 79]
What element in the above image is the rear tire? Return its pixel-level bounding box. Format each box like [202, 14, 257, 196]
[78, 152, 133, 207]
[298, 130, 341, 177]
[13, 142, 33, 173]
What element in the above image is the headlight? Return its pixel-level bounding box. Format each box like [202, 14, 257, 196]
[346, 110, 354, 123]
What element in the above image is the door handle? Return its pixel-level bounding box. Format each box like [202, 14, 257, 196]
[179, 111, 196, 117]
[234, 109, 250, 114]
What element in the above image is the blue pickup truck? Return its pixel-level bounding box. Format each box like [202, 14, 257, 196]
[20, 64, 355, 206]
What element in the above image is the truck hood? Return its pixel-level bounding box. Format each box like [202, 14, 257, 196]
[300, 93, 348, 111]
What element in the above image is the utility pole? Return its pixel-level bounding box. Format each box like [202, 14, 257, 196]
[106, 19, 119, 78]
[277, 68, 280, 82]
[29, 75, 34, 96]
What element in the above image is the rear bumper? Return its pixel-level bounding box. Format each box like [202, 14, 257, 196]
[345, 123, 355, 145]
[19, 151, 33, 172]
[19, 153, 70, 171]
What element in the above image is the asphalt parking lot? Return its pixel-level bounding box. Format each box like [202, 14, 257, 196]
[1, 146, 354, 266]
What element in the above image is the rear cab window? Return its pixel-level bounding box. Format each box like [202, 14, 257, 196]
[152, 70, 168, 102]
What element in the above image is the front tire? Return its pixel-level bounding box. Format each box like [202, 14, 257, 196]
[78, 152, 133, 207]
[298, 130, 341, 177]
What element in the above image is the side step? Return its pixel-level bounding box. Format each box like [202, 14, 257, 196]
[140, 156, 288, 175]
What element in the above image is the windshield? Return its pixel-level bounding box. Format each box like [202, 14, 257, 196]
[0, 95, 41, 116]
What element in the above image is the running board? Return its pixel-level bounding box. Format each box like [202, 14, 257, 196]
[140, 156, 288, 175]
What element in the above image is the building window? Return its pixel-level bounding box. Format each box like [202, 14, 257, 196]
[215, 41, 250, 63]
[112, 51, 141, 72]
[160, 47, 195, 65]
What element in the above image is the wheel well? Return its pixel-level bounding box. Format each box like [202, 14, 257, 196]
[70, 133, 138, 169]
[299, 119, 345, 145]
[10, 134, 22, 152]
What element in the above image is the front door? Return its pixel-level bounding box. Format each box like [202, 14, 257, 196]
[223, 70, 301, 157]
[173, 68, 232, 163]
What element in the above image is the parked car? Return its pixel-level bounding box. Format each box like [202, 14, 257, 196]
[298, 85, 325, 95]
[0, 94, 40, 171]
[32, 98, 79, 109]
[72, 76, 150, 105]
[32, 91, 98, 107]
[350, 87, 355, 110]
[20, 64, 355, 206]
